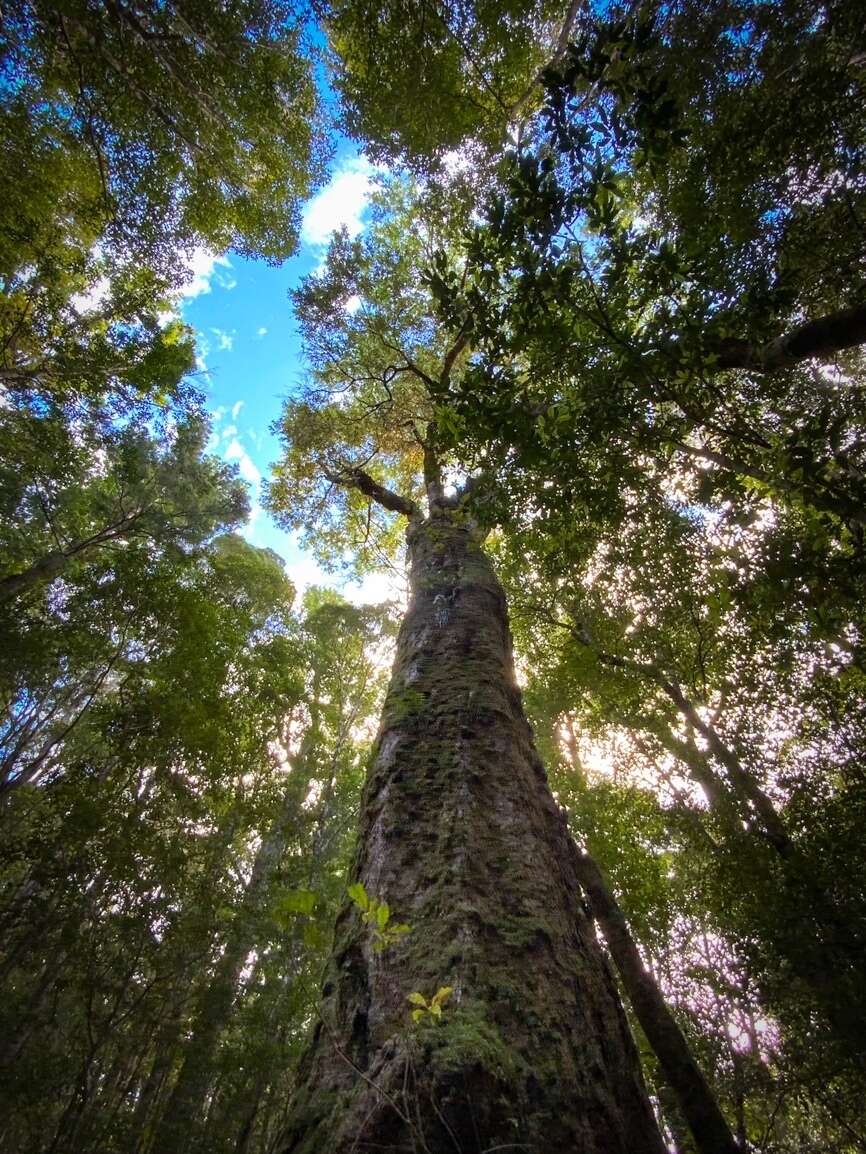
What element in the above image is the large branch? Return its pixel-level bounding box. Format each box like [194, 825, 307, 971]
[715, 303, 866, 372]
[0, 506, 148, 605]
[423, 439, 446, 507]
[325, 467, 421, 520]
[440, 325, 472, 388]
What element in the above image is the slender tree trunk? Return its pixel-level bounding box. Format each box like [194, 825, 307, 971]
[153, 772, 311, 1153]
[233, 1070, 268, 1154]
[572, 850, 740, 1154]
[131, 999, 187, 1154]
[0, 509, 144, 605]
[586, 641, 792, 857]
[659, 682, 792, 857]
[281, 509, 665, 1154]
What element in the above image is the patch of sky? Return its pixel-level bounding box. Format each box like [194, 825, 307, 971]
[179, 147, 386, 603]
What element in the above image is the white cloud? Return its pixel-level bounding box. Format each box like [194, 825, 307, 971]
[240, 500, 265, 547]
[195, 336, 211, 374]
[211, 327, 235, 351]
[178, 249, 236, 300]
[222, 424, 238, 440]
[232, 400, 244, 420]
[224, 438, 261, 488]
[256, 326, 268, 338]
[343, 294, 362, 315]
[301, 157, 376, 248]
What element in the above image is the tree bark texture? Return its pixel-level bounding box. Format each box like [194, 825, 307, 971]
[282, 509, 665, 1154]
[715, 303, 866, 372]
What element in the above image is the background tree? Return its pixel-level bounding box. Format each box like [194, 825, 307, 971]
[0, 559, 392, 1154]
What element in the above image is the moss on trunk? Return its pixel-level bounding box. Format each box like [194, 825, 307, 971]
[281, 510, 665, 1153]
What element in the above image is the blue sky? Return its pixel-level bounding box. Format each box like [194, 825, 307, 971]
[176, 150, 396, 601]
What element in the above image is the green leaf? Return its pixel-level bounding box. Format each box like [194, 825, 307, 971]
[303, 923, 328, 949]
[407, 992, 428, 1007]
[348, 883, 370, 911]
[279, 889, 317, 915]
[376, 902, 390, 929]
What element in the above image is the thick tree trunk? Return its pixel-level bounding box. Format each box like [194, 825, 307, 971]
[572, 850, 740, 1154]
[281, 509, 665, 1154]
[0, 549, 68, 604]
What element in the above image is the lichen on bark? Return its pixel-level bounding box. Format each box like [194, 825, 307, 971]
[280, 508, 665, 1153]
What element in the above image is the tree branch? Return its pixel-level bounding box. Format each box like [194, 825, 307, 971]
[440, 325, 471, 388]
[423, 437, 445, 507]
[714, 303, 866, 372]
[509, 0, 586, 126]
[325, 467, 421, 520]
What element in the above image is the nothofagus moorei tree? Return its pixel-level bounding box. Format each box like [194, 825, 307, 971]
[268, 179, 679, 1152]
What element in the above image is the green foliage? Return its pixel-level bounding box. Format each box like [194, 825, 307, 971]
[3, 0, 866, 1150]
[348, 881, 411, 952]
[325, 0, 565, 167]
[267, 177, 478, 572]
[0, 577, 392, 1154]
[407, 985, 453, 1023]
[1, 0, 326, 268]
[0, 1, 328, 422]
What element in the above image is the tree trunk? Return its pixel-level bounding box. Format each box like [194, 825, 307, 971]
[0, 549, 68, 604]
[131, 1009, 185, 1154]
[153, 783, 306, 1154]
[659, 682, 792, 857]
[281, 509, 665, 1154]
[572, 850, 740, 1154]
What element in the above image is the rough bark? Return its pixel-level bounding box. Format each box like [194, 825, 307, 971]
[281, 509, 665, 1154]
[572, 850, 740, 1154]
[324, 467, 422, 520]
